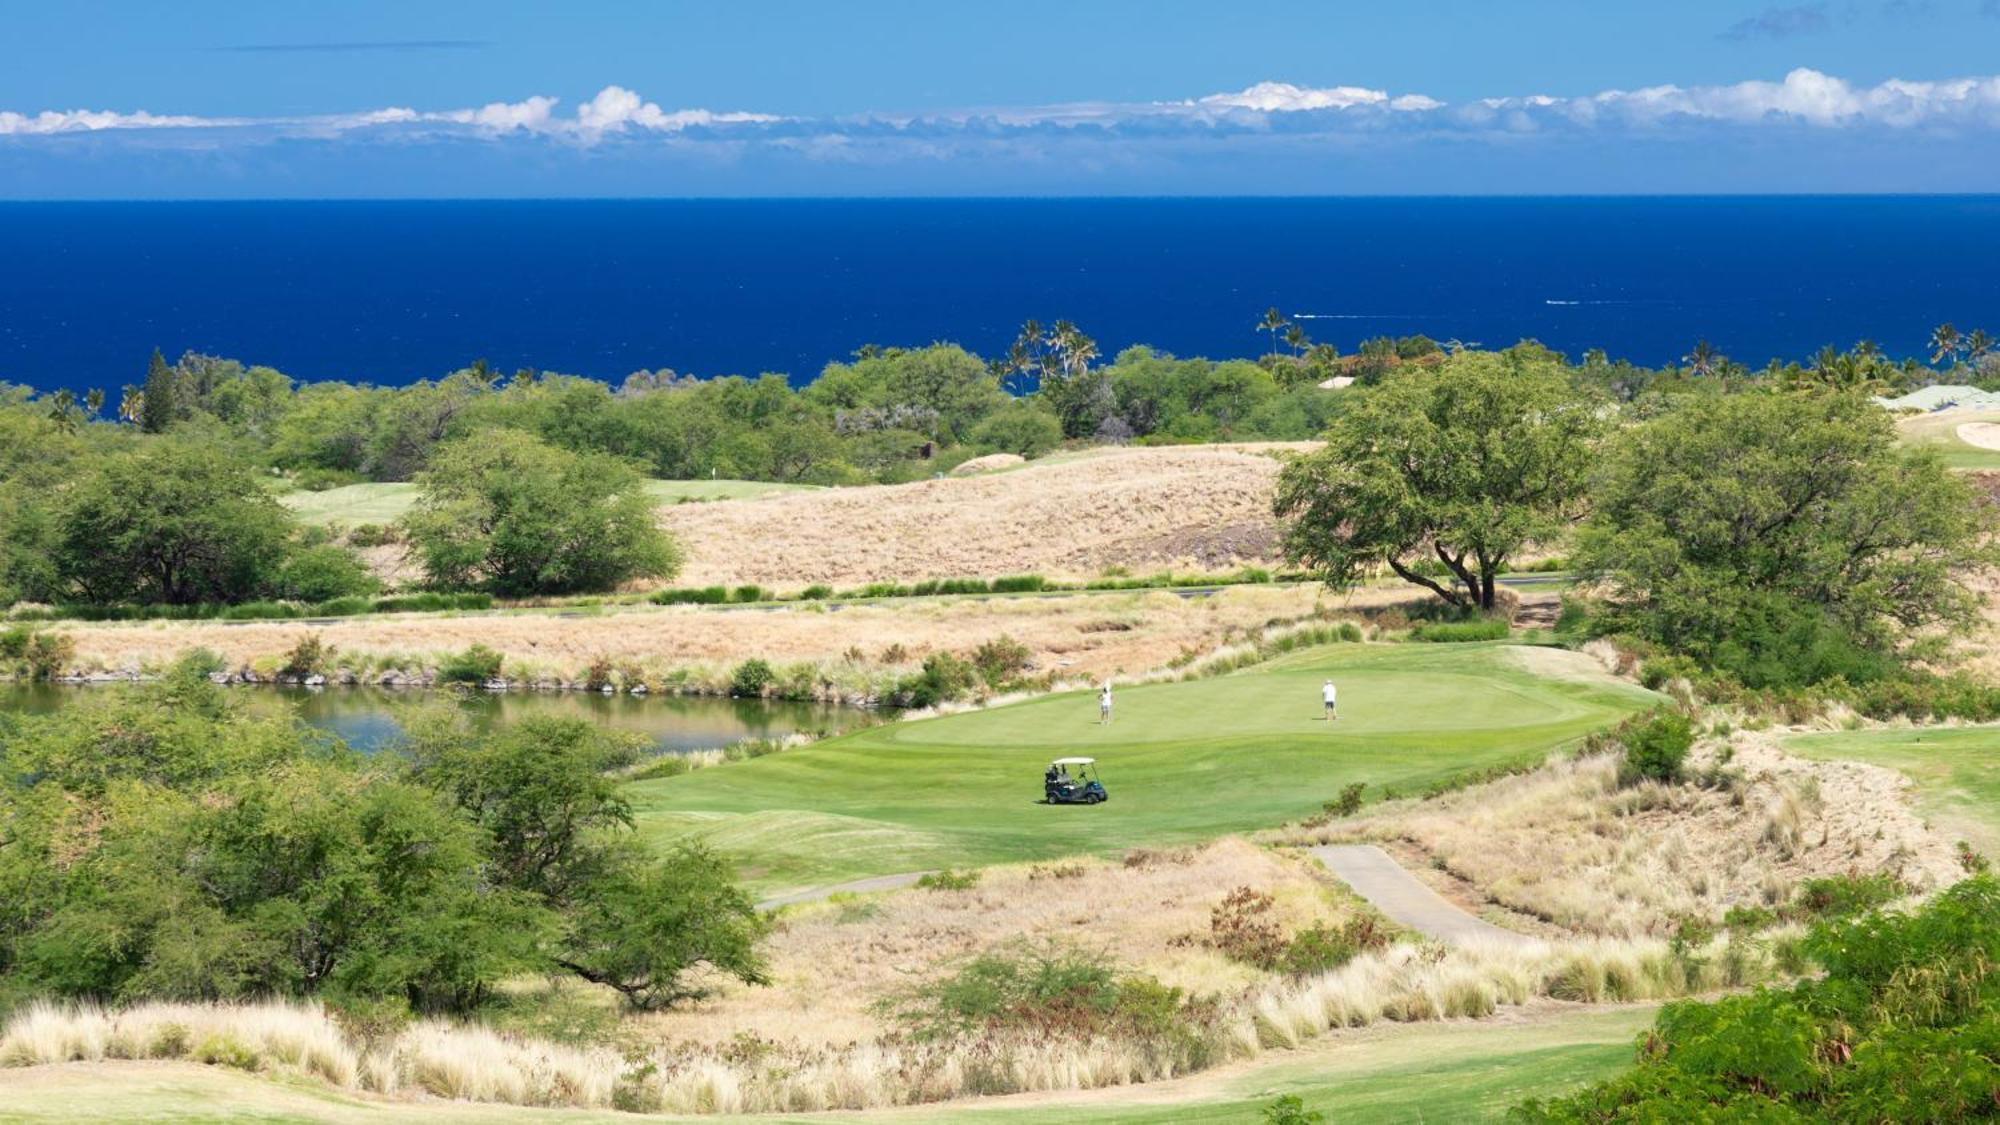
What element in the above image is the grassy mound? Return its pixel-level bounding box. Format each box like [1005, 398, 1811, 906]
[628, 643, 1659, 895]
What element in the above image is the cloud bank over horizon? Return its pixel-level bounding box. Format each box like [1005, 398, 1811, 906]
[5, 67, 1999, 195]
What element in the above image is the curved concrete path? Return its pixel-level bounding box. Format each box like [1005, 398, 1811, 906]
[755, 871, 932, 911]
[1309, 845, 1534, 947]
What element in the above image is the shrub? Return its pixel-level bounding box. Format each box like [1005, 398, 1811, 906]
[882, 942, 1199, 1046]
[900, 652, 977, 708]
[1263, 1095, 1326, 1125]
[1205, 887, 1288, 969]
[175, 647, 228, 678]
[311, 596, 374, 617]
[798, 584, 833, 600]
[730, 585, 765, 604]
[274, 544, 380, 603]
[437, 644, 505, 685]
[1638, 654, 1701, 691]
[730, 659, 775, 698]
[1615, 710, 1695, 787]
[1514, 877, 2000, 1122]
[1410, 618, 1510, 642]
[651, 586, 729, 606]
[279, 634, 329, 679]
[345, 523, 399, 548]
[1326, 782, 1366, 818]
[219, 601, 299, 621]
[0, 624, 28, 660]
[20, 631, 75, 680]
[1278, 917, 1390, 977]
[916, 868, 981, 891]
[970, 635, 1033, 687]
[990, 574, 1047, 594]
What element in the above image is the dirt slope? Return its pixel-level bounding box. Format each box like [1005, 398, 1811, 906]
[660, 445, 1306, 588]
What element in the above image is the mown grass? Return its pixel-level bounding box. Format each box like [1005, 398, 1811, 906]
[946, 1005, 1654, 1124]
[1894, 409, 2000, 470]
[1787, 724, 2000, 856]
[627, 643, 1659, 895]
[282, 479, 813, 526]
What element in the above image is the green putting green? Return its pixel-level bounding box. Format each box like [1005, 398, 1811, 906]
[627, 643, 1658, 895]
[1788, 725, 2000, 856]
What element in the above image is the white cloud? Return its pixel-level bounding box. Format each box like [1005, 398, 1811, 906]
[3, 71, 1998, 151]
[0, 107, 228, 134]
[1195, 82, 1393, 112]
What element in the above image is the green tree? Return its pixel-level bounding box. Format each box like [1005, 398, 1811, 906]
[53, 441, 296, 604]
[969, 399, 1064, 457]
[1575, 390, 1992, 686]
[140, 347, 177, 433]
[553, 844, 769, 1010]
[407, 715, 642, 905]
[1275, 350, 1602, 611]
[402, 429, 680, 595]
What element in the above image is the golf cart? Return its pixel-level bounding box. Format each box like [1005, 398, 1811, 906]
[1044, 756, 1108, 805]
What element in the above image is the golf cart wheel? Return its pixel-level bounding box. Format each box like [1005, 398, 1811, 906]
[1088, 792, 1104, 804]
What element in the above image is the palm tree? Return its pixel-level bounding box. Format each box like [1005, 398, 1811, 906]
[1683, 339, 1721, 377]
[84, 387, 104, 418]
[1258, 307, 1289, 359]
[1050, 321, 1098, 378]
[1283, 323, 1309, 355]
[1966, 329, 1995, 363]
[45, 389, 78, 435]
[1930, 323, 1964, 367]
[117, 385, 144, 425]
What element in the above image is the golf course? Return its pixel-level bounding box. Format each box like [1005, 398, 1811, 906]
[1789, 725, 2000, 856]
[628, 642, 1660, 896]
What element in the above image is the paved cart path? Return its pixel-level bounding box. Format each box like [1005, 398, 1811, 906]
[1310, 844, 1535, 947]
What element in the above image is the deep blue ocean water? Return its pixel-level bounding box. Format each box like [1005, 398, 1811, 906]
[3, 197, 1998, 394]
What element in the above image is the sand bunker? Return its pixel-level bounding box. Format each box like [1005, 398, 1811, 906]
[1958, 422, 2000, 451]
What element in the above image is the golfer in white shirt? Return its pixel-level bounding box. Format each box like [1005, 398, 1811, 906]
[1322, 679, 1337, 722]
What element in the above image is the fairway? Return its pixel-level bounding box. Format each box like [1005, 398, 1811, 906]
[1895, 410, 2000, 470]
[627, 643, 1658, 895]
[281, 478, 813, 525]
[1789, 725, 2000, 856]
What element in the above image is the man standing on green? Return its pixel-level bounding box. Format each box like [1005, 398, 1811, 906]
[1322, 678, 1338, 722]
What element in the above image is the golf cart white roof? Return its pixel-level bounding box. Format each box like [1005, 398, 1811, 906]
[1051, 756, 1095, 766]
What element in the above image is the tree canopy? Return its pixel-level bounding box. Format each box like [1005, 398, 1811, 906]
[1575, 390, 1992, 686]
[1275, 349, 1603, 610]
[51, 440, 298, 605]
[0, 668, 766, 1014]
[402, 430, 682, 596]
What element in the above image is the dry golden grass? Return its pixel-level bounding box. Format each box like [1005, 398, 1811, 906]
[0, 924, 1783, 1116]
[659, 445, 1300, 588]
[635, 838, 1353, 1049]
[1276, 730, 1962, 938]
[51, 584, 1421, 687]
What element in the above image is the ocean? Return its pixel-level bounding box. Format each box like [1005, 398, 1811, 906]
[3, 196, 1998, 394]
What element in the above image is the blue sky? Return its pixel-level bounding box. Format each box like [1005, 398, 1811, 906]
[4, 0, 2000, 196]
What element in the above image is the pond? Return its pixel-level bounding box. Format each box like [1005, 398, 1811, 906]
[0, 683, 847, 755]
